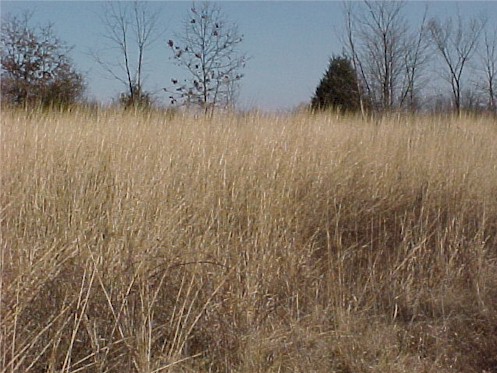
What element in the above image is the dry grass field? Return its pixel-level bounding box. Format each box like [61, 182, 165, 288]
[1, 108, 497, 372]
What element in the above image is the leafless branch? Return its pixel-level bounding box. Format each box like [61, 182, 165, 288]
[341, 1, 429, 112]
[93, 1, 162, 108]
[166, 2, 247, 115]
[428, 12, 486, 114]
[477, 24, 497, 112]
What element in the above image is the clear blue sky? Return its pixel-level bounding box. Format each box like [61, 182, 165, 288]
[1, 1, 496, 111]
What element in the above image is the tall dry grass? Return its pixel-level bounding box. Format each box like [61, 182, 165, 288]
[1, 108, 497, 372]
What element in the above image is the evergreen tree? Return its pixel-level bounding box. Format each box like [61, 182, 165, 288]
[311, 56, 361, 112]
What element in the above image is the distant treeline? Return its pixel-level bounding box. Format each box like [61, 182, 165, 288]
[1, 1, 496, 115]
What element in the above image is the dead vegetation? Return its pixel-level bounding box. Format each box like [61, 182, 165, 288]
[1, 109, 497, 372]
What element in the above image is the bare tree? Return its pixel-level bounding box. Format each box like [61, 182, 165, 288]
[343, 3, 368, 116]
[428, 13, 486, 115]
[398, 6, 431, 111]
[477, 25, 497, 112]
[341, 1, 432, 113]
[166, 2, 247, 115]
[340, 1, 407, 110]
[1, 12, 85, 108]
[363, 1, 406, 111]
[93, 1, 161, 108]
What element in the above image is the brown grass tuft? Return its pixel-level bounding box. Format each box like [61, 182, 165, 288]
[1, 108, 497, 372]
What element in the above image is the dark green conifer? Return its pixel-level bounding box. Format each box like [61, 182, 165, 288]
[311, 56, 361, 112]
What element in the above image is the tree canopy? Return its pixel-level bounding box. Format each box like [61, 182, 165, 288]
[1, 13, 85, 108]
[311, 56, 361, 113]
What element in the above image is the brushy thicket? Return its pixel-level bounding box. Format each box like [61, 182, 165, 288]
[1, 108, 497, 373]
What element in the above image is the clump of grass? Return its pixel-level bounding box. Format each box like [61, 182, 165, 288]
[1, 108, 497, 372]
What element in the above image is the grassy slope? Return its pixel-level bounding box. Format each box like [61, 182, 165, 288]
[1, 109, 497, 372]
